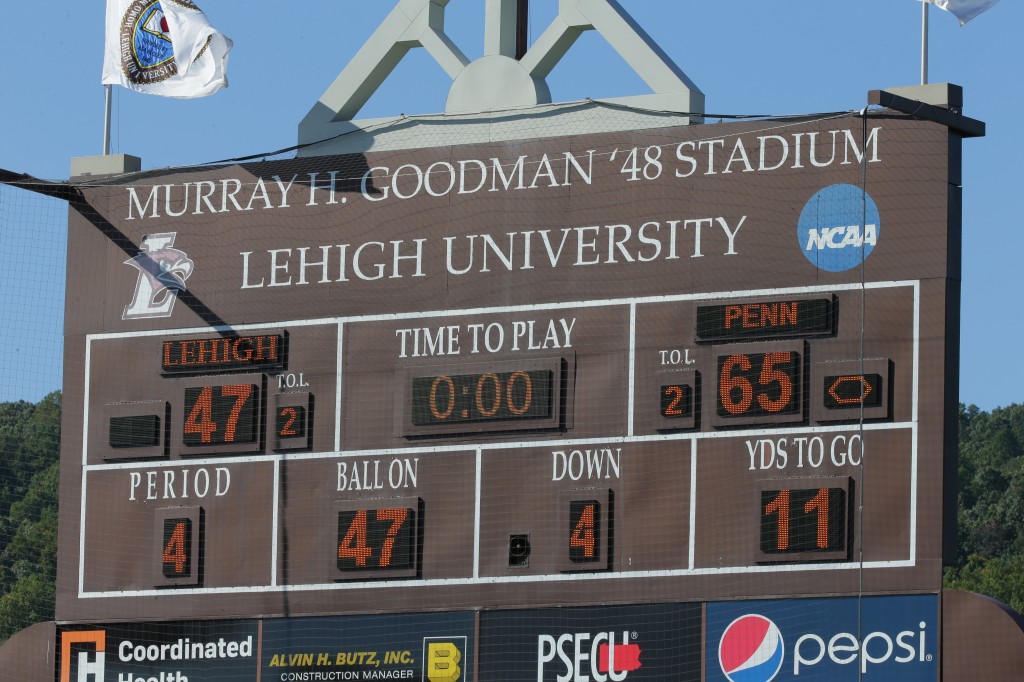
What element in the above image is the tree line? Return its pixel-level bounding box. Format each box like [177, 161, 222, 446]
[0, 392, 59, 641]
[944, 403, 1024, 611]
[0, 393, 1022, 640]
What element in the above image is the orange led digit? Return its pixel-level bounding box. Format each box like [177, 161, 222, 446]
[660, 384, 693, 419]
[569, 500, 600, 563]
[804, 488, 831, 550]
[475, 373, 501, 418]
[756, 352, 794, 412]
[375, 508, 409, 568]
[719, 354, 755, 415]
[428, 375, 456, 421]
[763, 490, 791, 551]
[278, 407, 299, 437]
[505, 370, 534, 415]
[183, 386, 216, 444]
[161, 518, 192, 578]
[220, 384, 253, 443]
[337, 510, 373, 568]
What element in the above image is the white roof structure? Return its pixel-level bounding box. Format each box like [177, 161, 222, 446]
[297, 0, 705, 156]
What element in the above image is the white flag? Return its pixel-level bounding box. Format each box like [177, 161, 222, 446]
[924, 0, 1001, 25]
[103, 0, 232, 98]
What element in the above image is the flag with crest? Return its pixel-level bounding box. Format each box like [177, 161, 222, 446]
[102, 0, 232, 98]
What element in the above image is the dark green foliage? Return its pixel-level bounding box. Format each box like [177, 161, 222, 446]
[0, 392, 60, 641]
[945, 554, 1024, 614]
[944, 403, 1024, 613]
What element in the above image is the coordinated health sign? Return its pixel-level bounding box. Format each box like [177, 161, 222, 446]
[707, 595, 938, 682]
[60, 620, 258, 682]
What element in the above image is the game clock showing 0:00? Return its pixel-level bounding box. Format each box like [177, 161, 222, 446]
[401, 357, 567, 437]
[412, 369, 553, 426]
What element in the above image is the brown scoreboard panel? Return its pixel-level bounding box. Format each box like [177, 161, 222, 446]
[56, 111, 960, 624]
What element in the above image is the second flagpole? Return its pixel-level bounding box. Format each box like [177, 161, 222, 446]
[921, 0, 930, 84]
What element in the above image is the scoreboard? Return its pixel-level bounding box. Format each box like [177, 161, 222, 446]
[56, 109, 959, 629]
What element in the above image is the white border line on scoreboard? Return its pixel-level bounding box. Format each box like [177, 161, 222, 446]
[335, 321, 345, 452]
[78, 421, 914, 469]
[910, 277, 921, 561]
[688, 438, 697, 571]
[79, 558, 918, 600]
[77, 280, 921, 598]
[627, 302, 637, 437]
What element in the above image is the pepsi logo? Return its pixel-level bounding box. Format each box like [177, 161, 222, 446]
[718, 615, 784, 682]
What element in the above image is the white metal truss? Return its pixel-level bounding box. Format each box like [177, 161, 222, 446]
[298, 0, 705, 152]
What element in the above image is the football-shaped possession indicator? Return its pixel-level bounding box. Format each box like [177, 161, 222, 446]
[825, 374, 882, 409]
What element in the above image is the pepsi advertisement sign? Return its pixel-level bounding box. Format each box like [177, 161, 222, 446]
[707, 596, 938, 682]
[478, 603, 701, 682]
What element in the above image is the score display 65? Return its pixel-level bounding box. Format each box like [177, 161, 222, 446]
[716, 344, 803, 425]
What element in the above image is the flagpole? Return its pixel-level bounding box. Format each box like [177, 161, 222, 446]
[103, 84, 112, 156]
[921, 0, 929, 85]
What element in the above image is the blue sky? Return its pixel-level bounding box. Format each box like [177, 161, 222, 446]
[0, 0, 1019, 409]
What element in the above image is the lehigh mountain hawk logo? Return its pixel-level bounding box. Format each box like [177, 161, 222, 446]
[123, 232, 194, 320]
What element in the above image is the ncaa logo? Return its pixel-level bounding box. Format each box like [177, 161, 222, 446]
[797, 183, 881, 272]
[719, 615, 784, 682]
